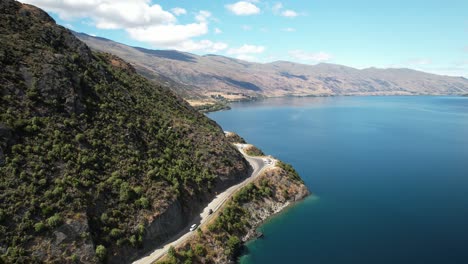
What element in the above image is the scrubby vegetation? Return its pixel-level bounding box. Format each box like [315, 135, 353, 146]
[244, 145, 265, 156]
[224, 132, 247, 144]
[158, 180, 273, 264]
[157, 162, 309, 264]
[0, 1, 248, 262]
[276, 161, 304, 183]
[194, 102, 231, 113]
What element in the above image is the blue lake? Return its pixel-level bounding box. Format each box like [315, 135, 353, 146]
[208, 96, 468, 264]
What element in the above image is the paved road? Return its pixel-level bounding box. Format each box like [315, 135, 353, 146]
[132, 144, 275, 264]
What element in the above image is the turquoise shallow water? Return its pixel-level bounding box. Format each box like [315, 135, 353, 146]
[208, 96, 468, 264]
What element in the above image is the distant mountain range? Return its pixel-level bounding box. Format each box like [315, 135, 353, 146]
[75, 32, 468, 102]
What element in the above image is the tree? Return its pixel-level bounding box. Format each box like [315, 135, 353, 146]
[194, 244, 206, 257]
[34, 222, 45, 233]
[95, 245, 107, 262]
[46, 213, 62, 228]
[226, 235, 241, 257]
[168, 246, 176, 258]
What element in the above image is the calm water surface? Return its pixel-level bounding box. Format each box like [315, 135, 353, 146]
[208, 96, 468, 264]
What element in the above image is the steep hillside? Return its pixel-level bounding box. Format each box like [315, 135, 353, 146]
[160, 160, 309, 264]
[77, 33, 468, 98]
[0, 1, 249, 263]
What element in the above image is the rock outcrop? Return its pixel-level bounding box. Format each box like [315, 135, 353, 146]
[159, 149, 309, 264]
[241, 167, 309, 242]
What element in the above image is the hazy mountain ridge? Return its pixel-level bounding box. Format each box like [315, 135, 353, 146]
[76, 32, 468, 98]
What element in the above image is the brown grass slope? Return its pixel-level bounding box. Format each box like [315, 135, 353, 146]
[76, 33, 468, 98]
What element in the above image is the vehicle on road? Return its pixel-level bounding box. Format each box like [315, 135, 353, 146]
[189, 224, 197, 232]
[208, 209, 213, 215]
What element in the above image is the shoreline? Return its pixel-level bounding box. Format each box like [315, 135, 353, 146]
[199, 93, 468, 114]
[155, 138, 309, 264]
[133, 142, 277, 264]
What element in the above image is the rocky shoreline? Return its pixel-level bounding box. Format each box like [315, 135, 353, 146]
[239, 166, 309, 245]
[157, 142, 309, 264]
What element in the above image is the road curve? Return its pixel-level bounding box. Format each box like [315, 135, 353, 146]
[132, 144, 275, 264]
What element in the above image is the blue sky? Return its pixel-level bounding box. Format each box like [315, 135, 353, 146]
[22, 0, 468, 77]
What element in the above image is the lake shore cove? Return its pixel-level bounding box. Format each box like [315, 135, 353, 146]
[158, 134, 309, 264]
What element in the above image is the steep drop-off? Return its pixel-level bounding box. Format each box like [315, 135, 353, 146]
[0, 1, 250, 263]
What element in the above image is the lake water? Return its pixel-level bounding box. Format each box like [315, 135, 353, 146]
[208, 96, 468, 264]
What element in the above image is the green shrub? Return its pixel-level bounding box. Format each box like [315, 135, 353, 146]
[100, 213, 109, 224]
[137, 224, 145, 235]
[277, 161, 303, 182]
[109, 228, 122, 238]
[168, 246, 176, 258]
[46, 213, 63, 228]
[129, 235, 137, 247]
[226, 235, 242, 258]
[34, 222, 46, 233]
[75, 133, 85, 142]
[95, 245, 107, 262]
[119, 182, 134, 201]
[244, 146, 264, 156]
[0, 209, 5, 222]
[194, 244, 206, 257]
[137, 197, 149, 208]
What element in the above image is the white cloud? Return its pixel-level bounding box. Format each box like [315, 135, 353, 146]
[195, 10, 211, 22]
[281, 10, 298, 17]
[23, 0, 225, 52]
[464, 46, 468, 52]
[235, 54, 259, 62]
[228, 45, 265, 55]
[171, 7, 187, 16]
[242, 25, 252, 31]
[272, 2, 283, 13]
[173, 40, 228, 53]
[272, 2, 299, 18]
[226, 1, 260, 16]
[214, 28, 222, 34]
[227, 44, 265, 62]
[406, 58, 433, 66]
[288, 50, 332, 62]
[25, 0, 176, 29]
[127, 23, 208, 46]
[211, 42, 229, 52]
[282, 27, 296, 32]
[454, 60, 468, 66]
[417, 66, 468, 77]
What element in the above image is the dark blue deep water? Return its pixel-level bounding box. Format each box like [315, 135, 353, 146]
[208, 96, 468, 264]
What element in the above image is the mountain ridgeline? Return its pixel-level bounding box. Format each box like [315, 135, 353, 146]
[0, 1, 250, 263]
[76, 32, 468, 100]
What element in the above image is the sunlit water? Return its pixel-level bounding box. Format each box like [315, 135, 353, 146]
[208, 96, 468, 264]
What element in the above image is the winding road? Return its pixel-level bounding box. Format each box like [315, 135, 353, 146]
[132, 144, 275, 264]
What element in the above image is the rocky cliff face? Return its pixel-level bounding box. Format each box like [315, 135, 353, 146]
[240, 166, 309, 242]
[0, 1, 250, 263]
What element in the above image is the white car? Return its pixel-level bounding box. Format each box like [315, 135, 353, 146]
[189, 224, 197, 231]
